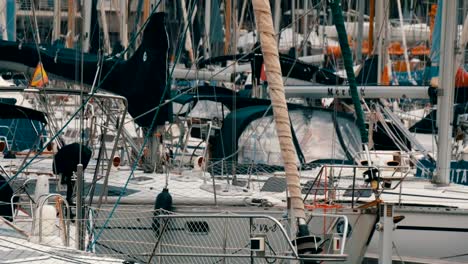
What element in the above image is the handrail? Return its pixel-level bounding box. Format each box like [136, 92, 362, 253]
[154, 213, 349, 259]
[309, 163, 415, 204]
[11, 178, 38, 224]
[307, 212, 349, 255]
[157, 213, 299, 257]
[34, 193, 71, 247]
[0, 88, 129, 213]
[0, 134, 11, 151]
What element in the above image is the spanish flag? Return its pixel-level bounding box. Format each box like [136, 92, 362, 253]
[30, 62, 49, 88]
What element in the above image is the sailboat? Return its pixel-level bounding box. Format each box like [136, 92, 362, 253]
[0, 2, 380, 264]
[221, 1, 468, 262]
[352, 1, 468, 262]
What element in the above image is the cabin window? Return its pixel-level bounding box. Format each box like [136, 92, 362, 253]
[237, 110, 361, 165]
[189, 101, 230, 121]
[291, 110, 348, 162]
[173, 101, 191, 115]
[335, 116, 361, 159]
[292, 110, 362, 162]
[0, 119, 45, 151]
[238, 115, 283, 165]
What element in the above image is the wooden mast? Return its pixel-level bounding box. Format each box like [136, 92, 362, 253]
[143, 0, 150, 21]
[252, 0, 308, 233]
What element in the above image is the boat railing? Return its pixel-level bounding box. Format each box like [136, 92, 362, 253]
[7, 183, 72, 247]
[0, 127, 12, 150]
[178, 119, 217, 165]
[302, 163, 412, 207]
[0, 88, 129, 210]
[9, 195, 34, 223]
[306, 212, 350, 255]
[87, 208, 349, 262]
[10, 178, 37, 225]
[33, 193, 71, 247]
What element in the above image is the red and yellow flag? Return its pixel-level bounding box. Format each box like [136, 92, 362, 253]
[30, 62, 49, 88]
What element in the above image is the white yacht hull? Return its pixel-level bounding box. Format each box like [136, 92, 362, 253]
[367, 206, 468, 262]
[91, 206, 377, 264]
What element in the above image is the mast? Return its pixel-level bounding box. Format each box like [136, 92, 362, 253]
[143, 0, 150, 21]
[53, 0, 61, 42]
[204, 0, 211, 59]
[31, 0, 41, 44]
[120, 0, 128, 52]
[356, 0, 363, 62]
[232, 0, 238, 54]
[238, 0, 248, 31]
[224, 0, 231, 54]
[82, 0, 93, 52]
[329, 0, 368, 144]
[238, 0, 248, 48]
[464, 1, 467, 26]
[396, 0, 414, 84]
[302, 0, 308, 57]
[66, 0, 75, 48]
[99, 0, 111, 53]
[157, 0, 165, 12]
[180, 0, 194, 64]
[368, 0, 374, 55]
[434, 0, 457, 185]
[252, 0, 309, 236]
[273, 0, 281, 34]
[375, 0, 389, 84]
[0, 0, 7, 40]
[291, 0, 296, 57]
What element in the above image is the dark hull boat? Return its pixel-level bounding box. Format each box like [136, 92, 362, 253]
[198, 51, 345, 85]
[0, 12, 169, 128]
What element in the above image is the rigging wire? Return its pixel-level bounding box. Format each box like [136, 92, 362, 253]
[125, 0, 333, 126]
[0, 0, 164, 193]
[8, 0, 352, 183]
[87, 0, 199, 250]
[21, 0, 72, 148]
[130, 0, 358, 174]
[3, 1, 431, 252]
